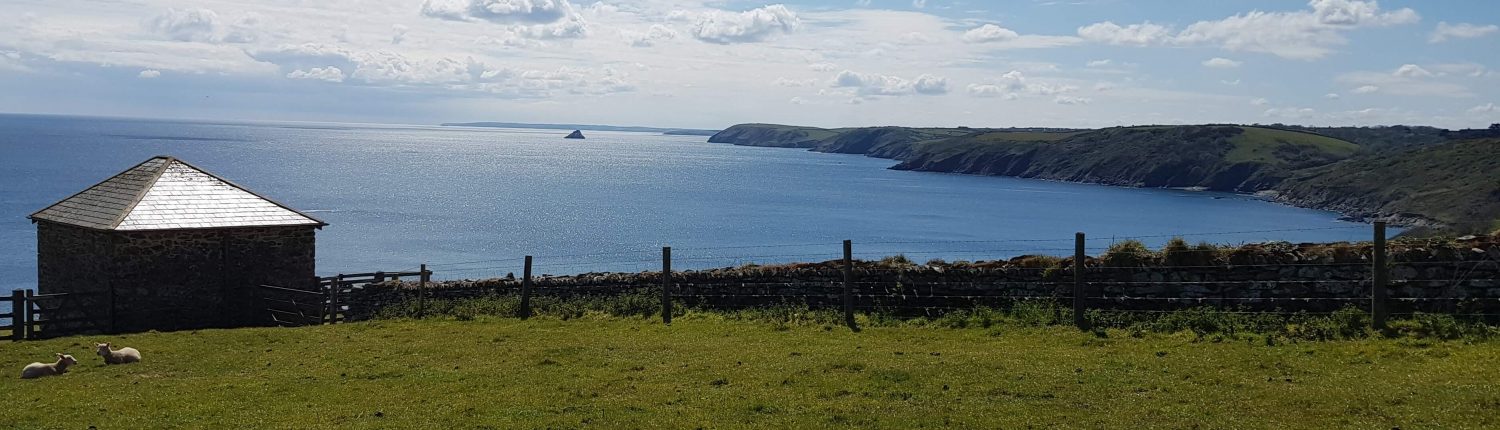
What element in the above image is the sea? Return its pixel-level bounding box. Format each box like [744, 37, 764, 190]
[0, 114, 1387, 317]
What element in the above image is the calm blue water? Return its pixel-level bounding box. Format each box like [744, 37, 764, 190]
[0, 113, 1384, 316]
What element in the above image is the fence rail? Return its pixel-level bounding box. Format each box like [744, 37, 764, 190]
[5, 290, 109, 341]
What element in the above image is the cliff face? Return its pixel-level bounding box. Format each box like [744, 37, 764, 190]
[1272, 138, 1500, 232]
[706, 123, 1499, 232]
[894, 126, 1265, 190]
[707, 124, 833, 148]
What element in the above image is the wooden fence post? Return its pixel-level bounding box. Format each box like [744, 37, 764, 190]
[1372, 221, 1388, 331]
[419, 264, 430, 318]
[328, 275, 343, 324]
[662, 247, 672, 325]
[9, 289, 23, 341]
[520, 256, 533, 319]
[22, 289, 34, 340]
[1074, 232, 1088, 330]
[843, 240, 859, 332]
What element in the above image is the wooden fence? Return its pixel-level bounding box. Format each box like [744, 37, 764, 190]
[4, 290, 109, 341]
[259, 269, 429, 327]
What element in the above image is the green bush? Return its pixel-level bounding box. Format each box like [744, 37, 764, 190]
[1102, 240, 1157, 267]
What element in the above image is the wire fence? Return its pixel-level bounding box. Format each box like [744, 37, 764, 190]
[330, 223, 1500, 329]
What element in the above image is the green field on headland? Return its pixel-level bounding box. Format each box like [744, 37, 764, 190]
[2, 316, 1497, 428]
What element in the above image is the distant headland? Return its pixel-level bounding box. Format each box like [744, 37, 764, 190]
[710, 123, 1500, 236]
[442, 121, 719, 136]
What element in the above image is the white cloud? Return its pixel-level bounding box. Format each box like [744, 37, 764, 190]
[1469, 103, 1497, 114]
[913, 74, 949, 95]
[808, 63, 837, 72]
[623, 24, 678, 47]
[392, 24, 410, 45]
[1221, 79, 1241, 86]
[1427, 63, 1489, 78]
[421, 0, 573, 24]
[1053, 95, 1091, 105]
[1250, 97, 1269, 106]
[772, 77, 815, 87]
[966, 84, 1009, 98]
[1177, 0, 1418, 59]
[689, 5, 799, 44]
[1080, 0, 1420, 59]
[911, 0, 927, 8]
[1429, 22, 1498, 43]
[963, 24, 1019, 43]
[967, 70, 1076, 99]
[1337, 64, 1472, 98]
[138, 70, 161, 79]
[1086, 59, 1112, 67]
[1393, 64, 1432, 78]
[789, 96, 806, 105]
[832, 70, 947, 96]
[1077, 21, 1171, 46]
[286, 66, 345, 82]
[1202, 57, 1242, 68]
[146, 7, 221, 42]
[419, 0, 588, 40]
[1324, 93, 1340, 99]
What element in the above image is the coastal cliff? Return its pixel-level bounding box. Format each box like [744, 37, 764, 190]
[708, 123, 1500, 234]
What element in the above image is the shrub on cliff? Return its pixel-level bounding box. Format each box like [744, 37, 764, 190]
[1102, 240, 1157, 267]
[1161, 237, 1222, 266]
[883, 254, 913, 264]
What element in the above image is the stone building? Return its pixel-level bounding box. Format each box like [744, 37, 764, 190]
[28, 156, 325, 332]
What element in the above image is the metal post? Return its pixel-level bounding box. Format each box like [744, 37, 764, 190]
[843, 240, 858, 332]
[1372, 222, 1388, 331]
[520, 256, 533, 319]
[1074, 232, 1088, 330]
[661, 247, 672, 325]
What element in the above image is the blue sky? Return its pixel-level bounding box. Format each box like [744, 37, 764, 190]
[0, 0, 1496, 129]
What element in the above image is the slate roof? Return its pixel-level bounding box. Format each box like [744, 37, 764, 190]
[29, 156, 326, 231]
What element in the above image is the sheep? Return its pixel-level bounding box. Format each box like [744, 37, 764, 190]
[95, 342, 141, 365]
[20, 354, 77, 379]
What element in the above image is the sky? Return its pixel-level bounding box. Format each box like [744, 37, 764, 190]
[0, 0, 1497, 130]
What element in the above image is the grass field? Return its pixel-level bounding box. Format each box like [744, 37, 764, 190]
[1227, 126, 1359, 165]
[2, 315, 1496, 429]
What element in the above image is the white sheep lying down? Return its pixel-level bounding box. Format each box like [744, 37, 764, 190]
[20, 354, 77, 379]
[96, 343, 141, 364]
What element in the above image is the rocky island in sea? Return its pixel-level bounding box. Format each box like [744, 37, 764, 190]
[565, 130, 585, 139]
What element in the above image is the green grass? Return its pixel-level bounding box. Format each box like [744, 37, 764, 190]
[972, 130, 1084, 142]
[1227, 127, 1359, 165]
[2, 315, 1496, 428]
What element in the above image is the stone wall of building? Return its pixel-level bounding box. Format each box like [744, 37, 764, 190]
[36, 221, 114, 297]
[343, 238, 1500, 319]
[36, 224, 317, 333]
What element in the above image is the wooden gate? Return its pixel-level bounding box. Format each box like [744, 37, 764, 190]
[259, 269, 427, 327]
[5, 289, 109, 341]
